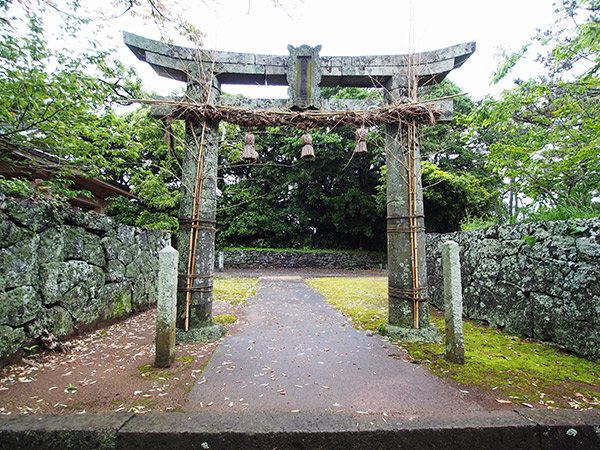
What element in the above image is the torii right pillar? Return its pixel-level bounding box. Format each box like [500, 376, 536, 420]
[382, 74, 442, 343]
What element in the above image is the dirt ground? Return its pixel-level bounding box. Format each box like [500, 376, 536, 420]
[0, 300, 243, 415]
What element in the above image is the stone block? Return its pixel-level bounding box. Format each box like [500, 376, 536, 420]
[0, 211, 29, 248]
[0, 235, 40, 289]
[155, 246, 178, 368]
[106, 259, 126, 282]
[71, 210, 114, 232]
[82, 232, 105, 267]
[62, 227, 85, 260]
[46, 305, 75, 338]
[176, 322, 226, 343]
[380, 323, 442, 343]
[40, 261, 105, 324]
[101, 235, 123, 261]
[38, 226, 65, 263]
[1, 196, 51, 231]
[116, 224, 135, 245]
[101, 282, 133, 321]
[0, 286, 41, 326]
[0, 325, 25, 365]
[442, 241, 464, 364]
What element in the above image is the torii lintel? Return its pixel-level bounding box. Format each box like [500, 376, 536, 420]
[123, 31, 475, 89]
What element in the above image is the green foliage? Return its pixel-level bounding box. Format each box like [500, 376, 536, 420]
[419, 81, 504, 231]
[0, 1, 143, 175]
[459, 214, 501, 232]
[468, 0, 600, 221]
[105, 106, 183, 232]
[217, 122, 386, 251]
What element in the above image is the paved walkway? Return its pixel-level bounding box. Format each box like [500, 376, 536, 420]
[186, 275, 498, 417]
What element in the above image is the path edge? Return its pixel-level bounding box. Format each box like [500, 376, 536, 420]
[0, 409, 599, 449]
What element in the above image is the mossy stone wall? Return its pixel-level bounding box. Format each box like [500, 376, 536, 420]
[219, 249, 386, 270]
[426, 219, 600, 360]
[0, 194, 170, 365]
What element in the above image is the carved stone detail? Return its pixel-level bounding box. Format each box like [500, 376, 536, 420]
[286, 44, 322, 110]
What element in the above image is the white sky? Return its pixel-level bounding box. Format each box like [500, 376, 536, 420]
[113, 0, 560, 100]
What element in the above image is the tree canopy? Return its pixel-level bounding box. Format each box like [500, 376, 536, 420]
[5, 0, 597, 251]
[467, 0, 600, 220]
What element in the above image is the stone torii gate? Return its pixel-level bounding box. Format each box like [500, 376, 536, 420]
[124, 32, 475, 343]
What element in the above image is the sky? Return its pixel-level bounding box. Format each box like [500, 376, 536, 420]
[113, 0, 560, 100]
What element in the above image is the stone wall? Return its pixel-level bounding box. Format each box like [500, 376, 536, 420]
[426, 218, 600, 360]
[218, 249, 386, 270]
[0, 194, 170, 365]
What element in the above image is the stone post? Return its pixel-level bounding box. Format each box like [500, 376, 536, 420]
[175, 67, 225, 343]
[155, 245, 178, 368]
[381, 74, 441, 343]
[217, 250, 224, 272]
[442, 240, 465, 364]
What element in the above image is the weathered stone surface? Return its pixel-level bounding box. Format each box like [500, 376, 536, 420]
[124, 30, 476, 89]
[218, 249, 385, 270]
[0, 195, 170, 365]
[0, 195, 52, 231]
[155, 246, 178, 368]
[38, 226, 65, 263]
[101, 282, 133, 321]
[45, 306, 75, 338]
[427, 218, 600, 360]
[176, 322, 225, 343]
[0, 286, 41, 326]
[0, 325, 25, 365]
[40, 261, 101, 305]
[0, 235, 39, 289]
[380, 323, 442, 343]
[442, 241, 465, 365]
[0, 211, 28, 248]
[106, 259, 127, 282]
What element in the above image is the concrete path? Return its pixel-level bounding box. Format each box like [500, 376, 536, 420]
[186, 275, 494, 416]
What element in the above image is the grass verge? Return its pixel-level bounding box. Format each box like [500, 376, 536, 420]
[307, 276, 600, 410]
[213, 277, 259, 304]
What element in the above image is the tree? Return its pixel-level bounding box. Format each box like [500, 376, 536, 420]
[419, 80, 503, 231]
[0, 0, 144, 200]
[216, 123, 386, 251]
[106, 106, 184, 232]
[468, 0, 600, 219]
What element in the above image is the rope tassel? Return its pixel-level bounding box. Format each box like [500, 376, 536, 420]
[242, 132, 258, 162]
[354, 127, 367, 154]
[300, 132, 315, 159]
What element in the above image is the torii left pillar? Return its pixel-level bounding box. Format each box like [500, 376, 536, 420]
[175, 68, 225, 343]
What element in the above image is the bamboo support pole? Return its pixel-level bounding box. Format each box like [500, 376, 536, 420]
[184, 122, 207, 331]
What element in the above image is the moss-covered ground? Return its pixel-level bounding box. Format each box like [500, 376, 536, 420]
[307, 276, 600, 410]
[213, 277, 259, 304]
[213, 314, 237, 325]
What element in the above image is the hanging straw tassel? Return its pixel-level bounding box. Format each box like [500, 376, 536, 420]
[242, 132, 258, 162]
[300, 132, 315, 159]
[354, 127, 368, 154]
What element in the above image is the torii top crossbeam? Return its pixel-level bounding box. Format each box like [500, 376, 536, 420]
[124, 31, 475, 111]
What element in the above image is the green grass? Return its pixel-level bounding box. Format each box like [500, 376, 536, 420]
[307, 277, 388, 330]
[308, 276, 600, 409]
[213, 277, 259, 304]
[213, 314, 237, 325]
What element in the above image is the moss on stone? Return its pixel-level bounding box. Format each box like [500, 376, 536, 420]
[103, 289, 133, 321]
